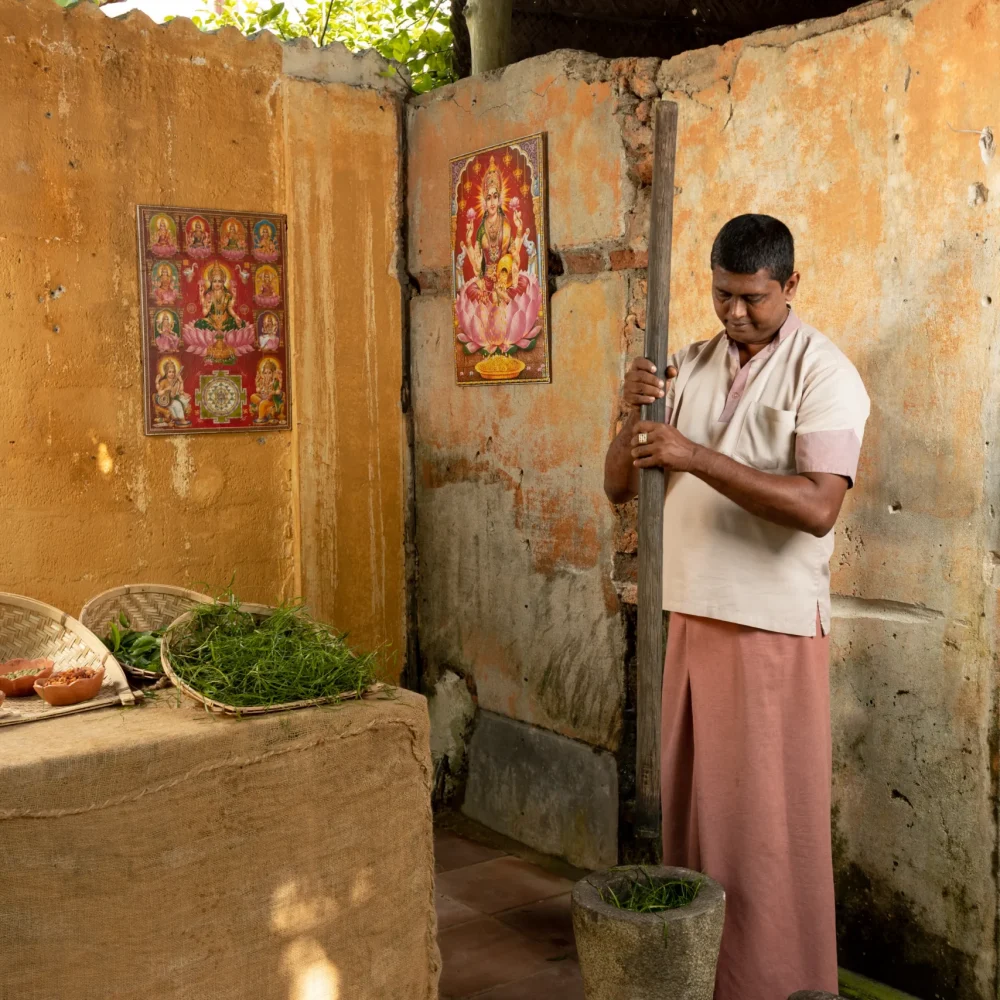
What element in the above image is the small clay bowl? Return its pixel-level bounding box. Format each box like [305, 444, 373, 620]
[34, 666, 105, 707]
[0, 658, 54, 696]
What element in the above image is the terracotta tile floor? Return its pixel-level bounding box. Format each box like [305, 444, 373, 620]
[435, 828, 585, 999]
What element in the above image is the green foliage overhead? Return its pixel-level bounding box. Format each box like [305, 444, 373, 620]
[187, 0, 455, 93]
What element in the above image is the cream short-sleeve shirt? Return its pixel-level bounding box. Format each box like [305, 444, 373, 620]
[660, 310, 869, 636]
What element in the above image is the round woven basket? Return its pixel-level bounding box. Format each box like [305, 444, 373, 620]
[80, 584, 213, 681]
[0, 591, 133, 705]
[161, 602, 381, 716]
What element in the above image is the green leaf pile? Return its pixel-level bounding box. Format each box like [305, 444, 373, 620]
[106, 614, 165, 672]
[165, 597, 378, 708]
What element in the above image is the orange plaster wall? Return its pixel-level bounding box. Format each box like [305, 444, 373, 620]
[285, 79, 407, 669]
[408, 54, 632, 750]
[0, 0, 406, 672]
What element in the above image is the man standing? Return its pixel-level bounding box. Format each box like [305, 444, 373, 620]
[604, 215, 869, 1000]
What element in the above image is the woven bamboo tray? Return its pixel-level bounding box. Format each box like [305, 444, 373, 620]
[80, 584, 213, 681]
[161, 603, 383, 716]
[0, 592, 134, 727]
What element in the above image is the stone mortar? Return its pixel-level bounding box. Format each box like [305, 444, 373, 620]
[571, 865, 725, 1000]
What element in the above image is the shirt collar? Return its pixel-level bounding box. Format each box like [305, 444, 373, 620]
[777, 307, 802, 343]
[726, 307, 802, 361]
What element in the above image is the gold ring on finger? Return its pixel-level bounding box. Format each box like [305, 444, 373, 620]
[637, 432, 648, 445]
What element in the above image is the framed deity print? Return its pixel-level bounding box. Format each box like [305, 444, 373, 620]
[450, 133, 551, 385]
[136, 204, 291, 435]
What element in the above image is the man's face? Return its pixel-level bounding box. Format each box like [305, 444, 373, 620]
[711, 265, 799, 344]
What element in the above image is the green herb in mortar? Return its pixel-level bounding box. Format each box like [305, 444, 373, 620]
[600, 868, 702, 914]
[166, 597, 377, 708]
[106, 614, 165, 672]
[598, 868, 703, 945]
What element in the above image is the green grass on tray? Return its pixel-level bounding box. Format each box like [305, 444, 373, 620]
[165, 594, 378, 708]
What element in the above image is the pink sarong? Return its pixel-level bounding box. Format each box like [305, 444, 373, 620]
[660, 612, 838, 1000]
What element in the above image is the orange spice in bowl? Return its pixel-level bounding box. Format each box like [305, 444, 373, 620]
[34, 666, 105, 707]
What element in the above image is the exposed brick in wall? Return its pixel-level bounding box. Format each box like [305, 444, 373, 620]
[408, 52, 665, 618]
[438, 54, 668, 623]
[411, 55, 673, 614]
[535, 55, 673, 609]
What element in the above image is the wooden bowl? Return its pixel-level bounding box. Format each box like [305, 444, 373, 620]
[0, 658, 54, 696]
[34, 666, 105, 707]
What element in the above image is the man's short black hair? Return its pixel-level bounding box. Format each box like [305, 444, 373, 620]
[710, 214, 795, 285]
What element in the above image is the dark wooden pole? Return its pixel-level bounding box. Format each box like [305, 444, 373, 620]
[635, 100, 679, 846]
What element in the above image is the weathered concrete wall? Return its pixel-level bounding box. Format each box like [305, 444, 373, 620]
[408, 53, 632, 754]
[464, 710, 619, 869]
[409, 0, 1000, 993]
[655, 4, 998, 996]
[1, 0, 407, 670]
[408, 56, 636, 865]
[1, 0, 291, 610]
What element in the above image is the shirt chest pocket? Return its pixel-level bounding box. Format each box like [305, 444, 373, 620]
[733, 403, 797, 472]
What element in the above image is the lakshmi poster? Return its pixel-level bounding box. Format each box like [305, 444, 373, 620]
[450, 134, 550, 385]
[136, 205, 290, 435]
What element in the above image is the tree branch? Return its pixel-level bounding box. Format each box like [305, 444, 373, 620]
[318, 0, 334, 46]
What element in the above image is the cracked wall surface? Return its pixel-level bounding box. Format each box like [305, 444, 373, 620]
[2, 0, 407, 670]
[408, 51, 633, 751]
[409, 0, 1000, 993]
[655, 5, 999, 995]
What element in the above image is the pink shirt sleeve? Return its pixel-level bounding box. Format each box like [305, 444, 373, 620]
[794, 357, 870, 487]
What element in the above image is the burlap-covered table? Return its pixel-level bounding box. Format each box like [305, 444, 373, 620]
[0, 689, 439, 1000]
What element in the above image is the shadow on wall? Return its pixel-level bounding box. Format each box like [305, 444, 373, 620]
[832, 809, 977, 1000]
